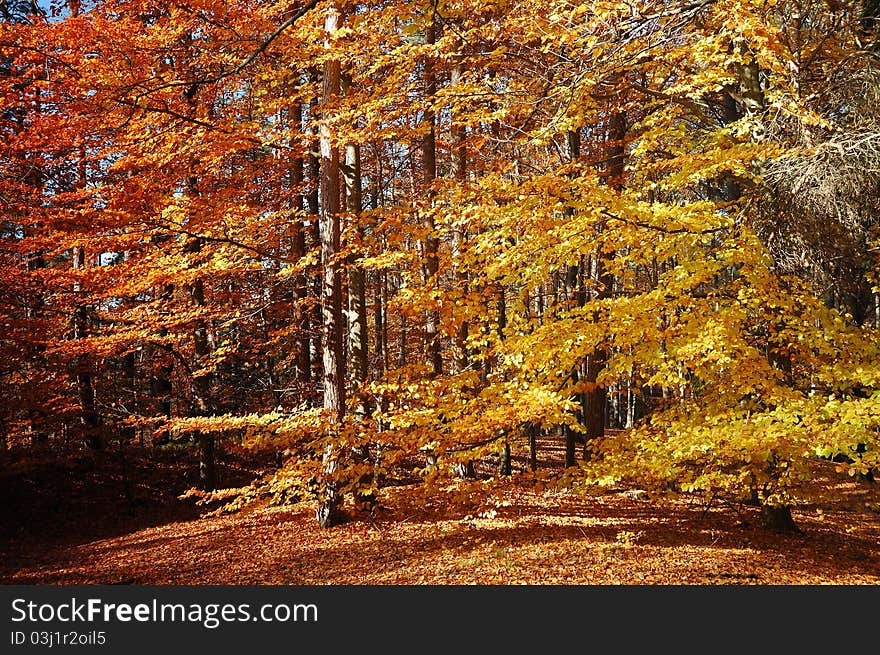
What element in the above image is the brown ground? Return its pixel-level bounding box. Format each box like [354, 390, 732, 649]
[1, 441, 879, 585]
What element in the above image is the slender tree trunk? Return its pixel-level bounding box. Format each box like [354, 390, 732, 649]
[306, 88, 324, 389]
[181, 71, 216, 489]
[175, 35, 218, 488]
[582, 110, 627, 455]
[151, 286, 174, 445]
[563, 130, 580, 468]
[70, 149, 101, 449]
[421, 20, 442, 377]
[343, 105, 368, 407]
[342, 76, 373, 505]
[450, 64, 474, 477]
[374, 270, 386, 374]
[528, 423, 538, 471]
[398, 300, 407, 367]
[183, 234, 215, 491]
[290, 101, 312, 386]
[190, 279, 215, 490]
[450, 61, 469, 374]
[498, 440, 512, 476]
[120, 349, 137, 443]
[72, 244, 102, 450]
[316, 2, 346, 528]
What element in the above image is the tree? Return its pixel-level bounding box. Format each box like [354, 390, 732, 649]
[316, 0, 345, 528]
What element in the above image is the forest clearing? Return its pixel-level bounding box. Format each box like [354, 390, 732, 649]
[3, 0, 880, 586]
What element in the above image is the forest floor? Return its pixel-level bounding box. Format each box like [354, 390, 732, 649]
[2, 438, 879, 585]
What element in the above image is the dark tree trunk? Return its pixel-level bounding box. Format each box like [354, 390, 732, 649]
[760, 504, 798, 533]
[582, 110, 627, 449]
[528, 424, 538, 471]
[416, 54, 442, 466]
[498, 441, 511, 476]
[564, 425, 577, 469]
[151, 298, 174, 446]
[180, 66, 216, 491]
[398, 305, 407, 367]
[563, 130, 581, 469]
[73, 246, 102, 450]
[71, 150, 103, 451]
[374, 270, 386, 374]
[184, 238, 216, 491]
[450, 66, 473, 476]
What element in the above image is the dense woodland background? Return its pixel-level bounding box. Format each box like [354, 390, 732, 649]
[2, 0, 880, 539]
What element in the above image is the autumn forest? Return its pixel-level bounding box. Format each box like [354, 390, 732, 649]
[2, 0, 880, 584]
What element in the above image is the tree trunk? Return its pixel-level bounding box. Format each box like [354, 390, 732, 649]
[70, 149, 102, 450]
[180, 60, 216, 490]
[316, 2, 346, 528]
[374, 270, 386, 374]
[151, 286, 174, 446]
[342, 77, 373, 505]
[498, 440, 511, 476]
[398, 303, 407, 367]
[306, 87, 324, 389]
[528, 423, 538, 471]
[421, 19, 442, 377]
[343, 111, 368, 407]
[183, 236, 216, 491]
[72, 245, 102, 450]
[449, 59, 476, 479]
[582, 109, 627, 453]
[450, 60, 469, 374]
[290, 101, 312, 386]
[760, 504, 798, 532]
[563, 130, 580, 468]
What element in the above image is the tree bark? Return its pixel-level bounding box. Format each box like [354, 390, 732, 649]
[290, 101, 312, 386]
[181, 63, 216, 489]
[343, 108, 368, 405]
[183, 234, 215, 491]
[306, 87, 324, 389]
[759, 504, 798, 532]
[421, 19, 442, 377]
[72, 244, 102, 450]
[342, 76, 374, 505]
[563, 130, 580, 468]
[582, 109, 627, 453]
[450, 60, 469, 374]
[498, 440, 511, 476]
[528, 423, 538, 471]
[150, 288, 174, 445]
[449, 60, 476, 479]
[316, 1, 346, 528]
